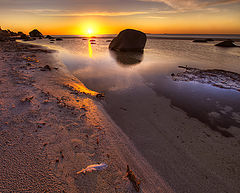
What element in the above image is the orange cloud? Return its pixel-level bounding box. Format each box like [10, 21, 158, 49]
[16, 9, 148, 17]
[140, 0, 240, 10]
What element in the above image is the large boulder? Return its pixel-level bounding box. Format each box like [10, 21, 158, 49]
[29, 29, 43, 38]
[215, 40, 237, 47]
[109, 29, 146, 52]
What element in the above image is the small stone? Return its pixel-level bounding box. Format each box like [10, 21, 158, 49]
[97, 137, 99, 145]
[96, 93, 104, 99]
[40, 65, 51, 71]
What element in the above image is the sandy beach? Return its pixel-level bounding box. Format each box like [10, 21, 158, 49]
[0, 41, 173, 192]
[1, 40, 240, 193]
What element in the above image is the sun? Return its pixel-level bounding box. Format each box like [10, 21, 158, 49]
[77, 21, 101, 36]
[87, 29, 93, 36]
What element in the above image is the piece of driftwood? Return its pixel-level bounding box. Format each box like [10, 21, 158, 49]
[126, 165, 141, 192]
[178, 65, 195, 70]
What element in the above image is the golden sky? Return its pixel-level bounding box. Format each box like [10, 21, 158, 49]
[0, 0, 240, 35]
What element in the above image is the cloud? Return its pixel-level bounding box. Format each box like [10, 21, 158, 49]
[139, 0, 240, 10]
[139, 0, 200, 10]
[204, 0, 240, 6]
[144, 16, 166, 19]
[15, 9, 148, 17]
[43, 11, 148, 17]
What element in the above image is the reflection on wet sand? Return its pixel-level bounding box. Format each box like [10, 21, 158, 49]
[64, 81, 100, 97]
[109, 50, 143, 66]
[146, 78, 240, 137]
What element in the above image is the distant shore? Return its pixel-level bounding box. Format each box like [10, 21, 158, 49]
[49, 34, 240, 41]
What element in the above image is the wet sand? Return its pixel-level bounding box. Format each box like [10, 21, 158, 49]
[104, 84, 240, 193]
[103, 77, 240, 193]
[0, 41, 172, 192]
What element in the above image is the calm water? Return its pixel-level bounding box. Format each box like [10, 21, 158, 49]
[31, 37, 240, 137]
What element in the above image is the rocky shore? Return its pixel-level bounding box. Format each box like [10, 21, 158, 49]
[173, 66, 240, 92]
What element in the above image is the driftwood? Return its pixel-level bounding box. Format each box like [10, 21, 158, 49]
[178, 65, 196, 70]
[126, 165, 141, 192]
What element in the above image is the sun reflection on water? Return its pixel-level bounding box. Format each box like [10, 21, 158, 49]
[88, 40, 93, 58]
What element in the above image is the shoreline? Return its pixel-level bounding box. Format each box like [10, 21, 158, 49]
[48, 36, 240, 41]
[0, 41, 173, 192]
[17, 34, 240, 41]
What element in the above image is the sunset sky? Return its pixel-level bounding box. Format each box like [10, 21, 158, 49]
[0, 0, 240, 35]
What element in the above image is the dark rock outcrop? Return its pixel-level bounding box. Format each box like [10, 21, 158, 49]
[0, 28, 19, 41]
[193, 39, 208, 43]
[29, 29, 43, 38]
[215, 40, 237, 47]
[0, 30, 10, 41]
[109, 29, 146, 52]
[18, 32, 24, 36]
[20, 34, 30, 40]
[56, 38, 63, 41]
[0, 33, 8, 41]
[46, 35, 54, 39]
[206, 38, 214, 41]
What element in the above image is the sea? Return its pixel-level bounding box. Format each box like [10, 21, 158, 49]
[24, 34, 240, 191]
[29, 34, 240, 136]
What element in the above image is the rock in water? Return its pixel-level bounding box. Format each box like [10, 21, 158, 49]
[46, 35, 54, 39]
[109, 29, 146, 52]
[29, 29, 43, 38]
[215, 40, 237, 47]
[193, 39, 208, 43]
[20, 34, 30, 40]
